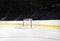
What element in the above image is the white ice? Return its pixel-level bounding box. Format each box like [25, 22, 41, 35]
[0, 26, 60, 41]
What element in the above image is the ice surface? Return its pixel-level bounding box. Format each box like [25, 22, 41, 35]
[0, 26, 60, 41]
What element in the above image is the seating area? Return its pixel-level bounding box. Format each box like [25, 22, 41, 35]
[0, 0, 60, 21]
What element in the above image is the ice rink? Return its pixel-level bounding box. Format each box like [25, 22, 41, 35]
[0, 26, 60, 41]
[0, 20, 60, 41]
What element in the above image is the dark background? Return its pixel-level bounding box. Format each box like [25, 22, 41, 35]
[0, 0, 60, 20]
